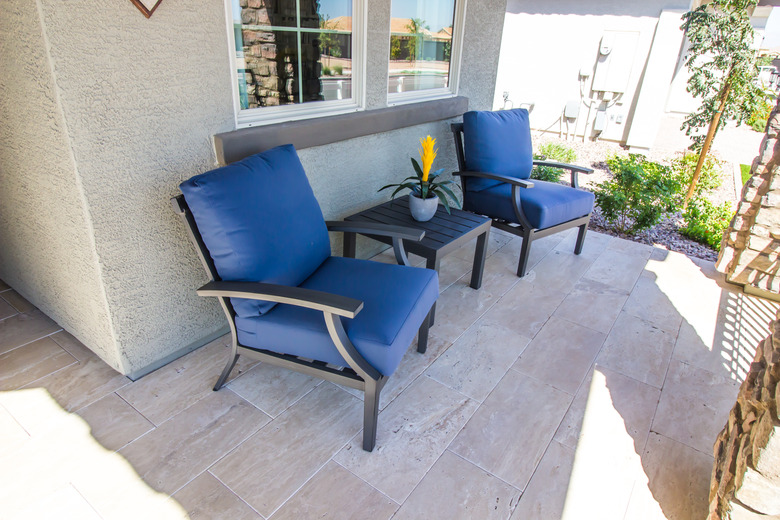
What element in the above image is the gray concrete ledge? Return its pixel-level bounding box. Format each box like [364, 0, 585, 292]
[214, 96, 469, 165]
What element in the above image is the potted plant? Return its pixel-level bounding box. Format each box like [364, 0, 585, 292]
[378, 135, 460, 221]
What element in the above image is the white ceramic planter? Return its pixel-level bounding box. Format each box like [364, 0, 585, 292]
[409, 194, 439, 222]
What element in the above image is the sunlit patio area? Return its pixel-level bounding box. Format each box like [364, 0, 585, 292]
[1, 228, 776, 519]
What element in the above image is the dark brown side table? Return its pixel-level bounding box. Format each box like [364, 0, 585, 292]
[342, 196, 492, 323]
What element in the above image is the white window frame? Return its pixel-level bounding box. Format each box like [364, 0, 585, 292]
[224, 0, 367, 128]
[386, 0, 467, 106]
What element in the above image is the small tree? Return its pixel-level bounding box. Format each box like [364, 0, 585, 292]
[680, 0, 765, 207]
[318, 15, 342, 67]
[406, 18, 428, 63]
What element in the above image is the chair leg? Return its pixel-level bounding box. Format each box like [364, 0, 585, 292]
[574, 223, 588, 255]
[213, 349, 239, 391]
[417, 309, 432, 354]
[362, 379, 381, 451]
[516, 231, 533, 277]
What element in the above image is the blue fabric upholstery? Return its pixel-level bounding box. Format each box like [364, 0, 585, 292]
[180, 145, 331, 317]
[462, 109, 533, 192]
[465, 179, 595, 230]
[235, 257, 439, 376]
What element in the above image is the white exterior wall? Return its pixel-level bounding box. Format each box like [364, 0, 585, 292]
[495, 0, 691, 143]
[0, 0, 506, 377]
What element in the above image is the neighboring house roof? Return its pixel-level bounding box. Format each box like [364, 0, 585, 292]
[324, 16, 451, 40]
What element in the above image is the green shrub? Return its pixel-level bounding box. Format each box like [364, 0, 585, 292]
[679, 197, 733, 250]
[594, 154, 681, 234]
[747, 97, 773, 132]
[333, 65, 343, 75]
[669, 153, 723, 201]
[321, 65, 332, 76]
[531, 143, 578, 183]
[741, 163, 751, 185]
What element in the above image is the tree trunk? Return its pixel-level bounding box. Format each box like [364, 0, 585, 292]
[684, 82, 732, 208]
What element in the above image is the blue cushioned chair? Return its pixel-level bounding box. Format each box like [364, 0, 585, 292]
[172, 144, 438, 451]
[451, 109, 595, 277]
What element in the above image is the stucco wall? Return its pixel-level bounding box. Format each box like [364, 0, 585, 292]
[0, 2, 117, 366]
[1, 0, 506, 377]
[495, 0, 691, 143]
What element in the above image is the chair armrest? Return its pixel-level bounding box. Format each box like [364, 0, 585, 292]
[326, 221, 425, 242]
[454, 171, 534, 189]
[197, 280, 363, 319]
[532, 160, 593, 189]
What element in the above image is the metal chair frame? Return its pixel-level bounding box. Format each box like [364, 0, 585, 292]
[172, 195, 432, 451]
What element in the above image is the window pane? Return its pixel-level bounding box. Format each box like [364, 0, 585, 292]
[388, 0, 455, 94]
[233, 0, 353, 110]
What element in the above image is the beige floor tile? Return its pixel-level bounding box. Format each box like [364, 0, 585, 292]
[0, 298, 17, 320]
[510, 441, 576, 520]
[651, 360, 739, 454]
[449, 370, 572, 491]
[596, 312, 676, 388]
[1, 290, 36, 313]
[0, 402, 30, 460]
[0, 309, 61, 355]
[211, 383, 362, 517]
[119, 388, 270, 495]
[451, 229, 513, 263]
[553, 278, 629, 334]
[77, 393, 154, 451]
[480, 277, 567, 339]
[582, 249, 648, 293]
[25, 344, 130, 412]
[227, 362, 322, 418]
[606, 238, 654, 258]
[394, 450, 520, 520]
[512, 316, 606, 395]
[622, 275, 683, 334]
[436, 254, 474, 291]
[335, 376, 478, 503]
[118, 337, 256, 425]
[554, 229, 613, 259]
[16, 484, 103, 520]
[622, 433, 712, 520]
[431, 277, 505, 344]
[673, 290, 775, 382]
[342, 333, 451, 410]
[50, 330, 101, 363]
[272, 461, 398, 520]
[173, 471, 261, 520]
[426, 319, 530, 402]
[0, 337, 76, 390]
[496, 231, 569, 273]
[554, 365, 661, 451]
[520, 248, 595, 294]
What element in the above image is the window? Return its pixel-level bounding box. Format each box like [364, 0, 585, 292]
[227, 0, 364, 126]
[387, 0, 465, 104]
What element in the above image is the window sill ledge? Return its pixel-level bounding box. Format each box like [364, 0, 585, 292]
[214, 96, 469, 165]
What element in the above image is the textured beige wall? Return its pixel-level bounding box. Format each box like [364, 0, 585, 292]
[0, 2, 118, 367]
[0, 0, 506, 376]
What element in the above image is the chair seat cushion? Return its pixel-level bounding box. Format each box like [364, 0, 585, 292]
[462, 109, 533, 192]
[465, 180, 594, 230]
[179, 144, 331, 318]
[235, 256, 439, 376]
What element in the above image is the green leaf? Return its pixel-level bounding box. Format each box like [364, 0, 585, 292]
[411, 158, 424, 180]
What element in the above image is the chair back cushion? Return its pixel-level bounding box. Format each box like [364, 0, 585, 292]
[462, 109, 533, 192]
[180, 144, 330, 317]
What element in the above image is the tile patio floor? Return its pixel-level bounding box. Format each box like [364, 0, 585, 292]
[1, 228, 777, 519]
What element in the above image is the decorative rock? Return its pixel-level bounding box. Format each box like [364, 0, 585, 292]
[734, 464, 780, 515]
[727, 500, 777, 520]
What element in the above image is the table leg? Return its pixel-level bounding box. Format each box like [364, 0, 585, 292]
[470, 230, 489, 289]
[343, 232, 357, 258]
[426, 255, 441, 325]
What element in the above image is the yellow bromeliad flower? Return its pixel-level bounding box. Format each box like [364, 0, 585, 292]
[419, 135, 437, 182]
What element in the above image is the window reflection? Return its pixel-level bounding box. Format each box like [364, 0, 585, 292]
[388, 0, 455, 94]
